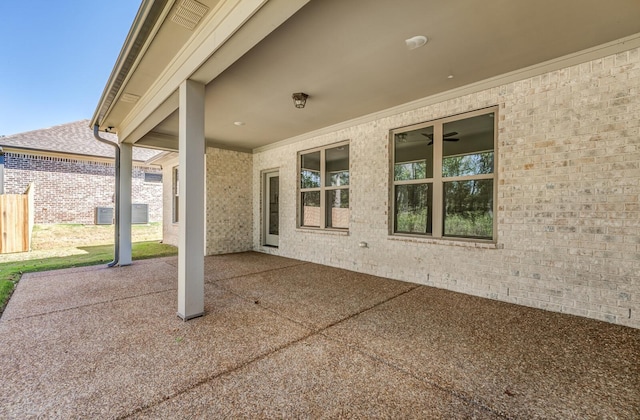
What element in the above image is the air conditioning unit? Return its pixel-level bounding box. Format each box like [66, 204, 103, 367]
[95, 207, 114, 225]
[132, 203, 149, 224]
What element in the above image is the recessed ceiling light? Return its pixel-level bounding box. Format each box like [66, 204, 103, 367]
[447, 74, 454, 79]
[233, 121, 245, 126]
[405, 35, 428, 50]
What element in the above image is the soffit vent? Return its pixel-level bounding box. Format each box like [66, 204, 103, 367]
[171, 0, 210, 31]
[120, 92, 141, 104]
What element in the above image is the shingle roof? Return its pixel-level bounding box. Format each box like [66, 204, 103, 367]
[0, 120, 160, 162]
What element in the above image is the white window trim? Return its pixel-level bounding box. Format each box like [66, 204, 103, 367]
[389, 106, 498, 243]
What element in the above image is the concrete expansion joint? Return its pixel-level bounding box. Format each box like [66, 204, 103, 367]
[214, 282, 306, 329]
[4, 288, 176, 323]
[309, 285, 513, 417]
[312, 284, 423, 335]
[324, 334, 512, 420]
[121, 284, 424, 418]
[204, 262, 310, 285]
[117, 322, 322, 420]
[307, 284, 512, 418]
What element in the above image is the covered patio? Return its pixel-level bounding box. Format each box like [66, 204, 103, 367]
[2, 253, 638, 418]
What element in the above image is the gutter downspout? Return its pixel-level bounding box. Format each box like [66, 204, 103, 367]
[93, 125, 120, 267]
[0, 147, 4, 195]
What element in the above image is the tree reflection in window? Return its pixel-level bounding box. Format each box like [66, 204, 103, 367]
[391, 108, 496, 240]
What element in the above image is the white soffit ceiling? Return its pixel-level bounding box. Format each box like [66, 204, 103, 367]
[141, 0, 640, 151]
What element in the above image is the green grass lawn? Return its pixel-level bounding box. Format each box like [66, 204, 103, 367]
[0, 241, 177, 315]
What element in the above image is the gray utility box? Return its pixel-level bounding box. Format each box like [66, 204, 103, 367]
[132, 203, 149, 224]
[95, 207, 114, 225]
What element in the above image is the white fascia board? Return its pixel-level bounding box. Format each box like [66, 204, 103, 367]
[119, 0, 266, 142]
[91, 0, 171, 129]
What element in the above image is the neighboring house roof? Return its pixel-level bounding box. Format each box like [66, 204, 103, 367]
[0, 120, 160, 162]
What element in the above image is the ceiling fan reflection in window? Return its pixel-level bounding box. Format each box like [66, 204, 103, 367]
[422, 131, 459, 146]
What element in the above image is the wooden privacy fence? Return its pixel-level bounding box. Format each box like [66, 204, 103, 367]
[0, 183, 34, 254]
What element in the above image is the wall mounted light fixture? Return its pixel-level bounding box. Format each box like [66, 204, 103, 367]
[292, 92, 309, 109]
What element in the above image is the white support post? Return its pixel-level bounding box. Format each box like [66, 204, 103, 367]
[119, 142, 133, 266]
[177, 79, 205, 320]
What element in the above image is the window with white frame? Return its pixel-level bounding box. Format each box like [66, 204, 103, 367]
[299, 142, 350, 230]
[391, 107, 496, 240]
[172, 167, 179, 223]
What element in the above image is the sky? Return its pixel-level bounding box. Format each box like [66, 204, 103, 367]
[0, 1, 140, 136]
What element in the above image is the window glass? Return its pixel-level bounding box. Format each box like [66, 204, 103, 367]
[301, 191, 321, 227]
[144, 172, 163, 183]
[326, 189, 349, 229]
[329, 171, 350, 186]
[172, 167, 179, 223]
[325, 145, 349, 186]
[443, 152, 494, 177]
[395, 160, 427, 181]
[299, 143, 350, 230]
[301, 151, 321, 188]
[442, 113, 494, 176]
[391, 108, 496, 241]
[395, 183, 432, 234]
[443, 180, 493, 239]
[394, 127, 433, 180]
[269, 176, 279, 235]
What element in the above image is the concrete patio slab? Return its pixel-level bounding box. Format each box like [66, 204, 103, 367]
[1, 252, 638, 418]
[215, 263, 416, 330]
[1, 276, 310, 418]
[132, 334, 499, 419]
[163, 251, 306, 283]
[2, 257, 177, 321]
[325, 286, 640, 419]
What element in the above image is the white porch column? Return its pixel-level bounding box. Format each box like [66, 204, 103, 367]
[177, 79, 205, 320]
[119, 142, 133, 266]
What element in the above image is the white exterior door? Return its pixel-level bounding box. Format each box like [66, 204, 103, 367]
[264, 171, 279, 247]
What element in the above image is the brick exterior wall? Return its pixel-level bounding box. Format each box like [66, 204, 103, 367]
[205, 147, 253, 255]
[160, 148, 253, 255]
[252, 47, 640, 328]
[3, 152, 162, 224]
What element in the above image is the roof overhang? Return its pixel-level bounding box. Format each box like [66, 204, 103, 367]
[92, 0, 640, 152]
[91, 0, 171, 130]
